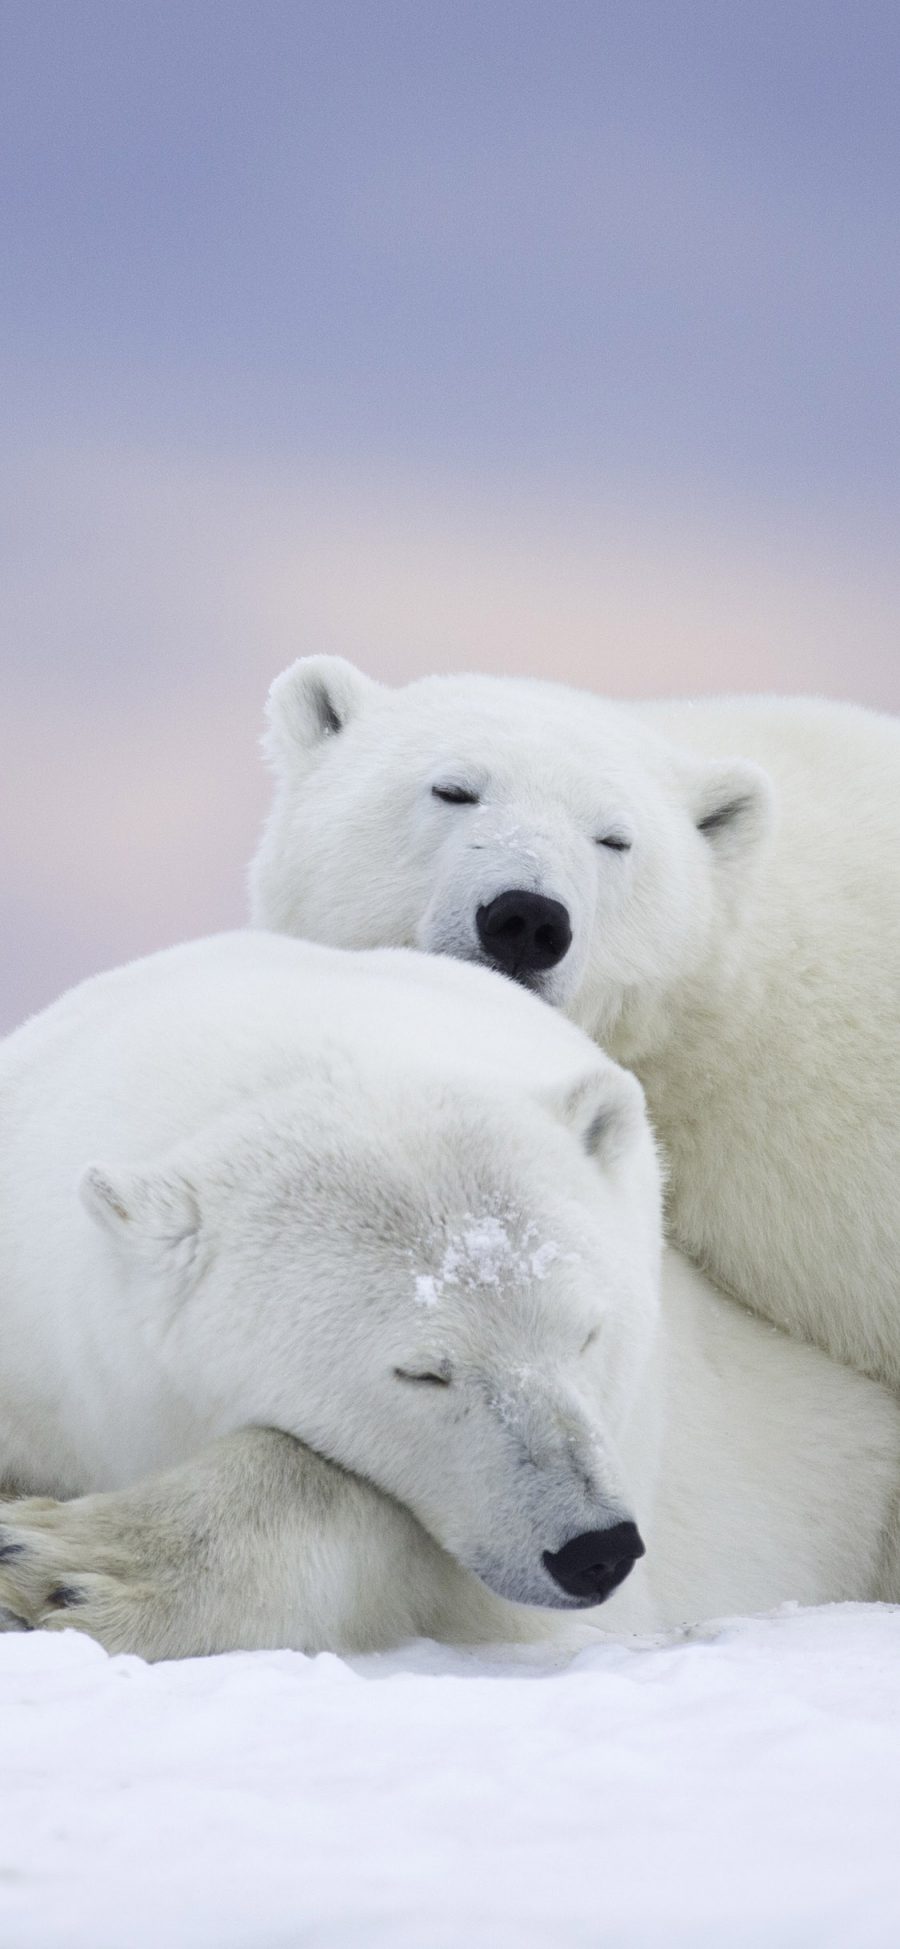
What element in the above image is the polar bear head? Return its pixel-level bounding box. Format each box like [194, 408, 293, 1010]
[250, 657, 774, 1048]
[81, 1047, 661, 1612]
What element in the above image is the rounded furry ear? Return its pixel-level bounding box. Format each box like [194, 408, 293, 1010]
[547, 1063, 648, 1166]
[262, 656, 378, 770]
[690, 758, 775, 861]
[80, 1164, 202, 1277]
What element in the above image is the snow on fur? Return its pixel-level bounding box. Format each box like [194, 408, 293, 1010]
[412, 1214, 563, 1308]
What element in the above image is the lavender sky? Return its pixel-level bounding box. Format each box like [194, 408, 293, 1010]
[2, 1, 898, 1027]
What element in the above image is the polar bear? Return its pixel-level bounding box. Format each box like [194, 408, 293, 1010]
[251, 659, 900, 1391]
[1, 933, 899, 1660]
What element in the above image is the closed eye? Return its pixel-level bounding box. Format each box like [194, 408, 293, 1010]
[432, 784, 480, 806]
[580, 1329, 599, 1355]
[394, 1366, 453, 1387]
[595, 833, 631, 852]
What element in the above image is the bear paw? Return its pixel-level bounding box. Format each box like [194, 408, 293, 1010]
[0, 1494, 190, 1659]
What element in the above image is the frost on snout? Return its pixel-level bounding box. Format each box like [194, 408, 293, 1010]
[465, 1372, 642, 1610]
[417, 813, 592, 1008]
[401, 1210, 641, 1611]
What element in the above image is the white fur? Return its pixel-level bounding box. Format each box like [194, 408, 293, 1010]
[1, 933, 898, 1658]
[251, 661, 900, 1388]
[0, 933, 661, 1604]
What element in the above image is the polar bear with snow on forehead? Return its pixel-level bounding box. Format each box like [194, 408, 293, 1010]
[2, 932, 900, 1659]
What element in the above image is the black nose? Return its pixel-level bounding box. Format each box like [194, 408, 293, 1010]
[476, 891, 572, 978]
[543, 1522, 645, 1603]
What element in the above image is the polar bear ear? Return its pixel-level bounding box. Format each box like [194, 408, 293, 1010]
[689, 757, 775, 862]
[549, 1064, 647, 1166]
[263, 656, 379, 771]
[80, 1163, 203, 1280]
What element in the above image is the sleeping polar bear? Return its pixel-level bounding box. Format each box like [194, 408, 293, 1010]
[251, 659, 900, 1391]
[1, 934, 898, 1660]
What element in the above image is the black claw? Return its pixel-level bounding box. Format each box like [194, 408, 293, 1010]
[0, 1606, 34, 1632]
[46, 1583, 84, 1610]
[0, 1535, 27, 1563]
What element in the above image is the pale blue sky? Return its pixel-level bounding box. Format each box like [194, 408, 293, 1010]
[2, 2, 898, 1023]
[4, 1, 899, 499]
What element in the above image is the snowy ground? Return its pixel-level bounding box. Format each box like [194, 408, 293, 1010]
[2, 1605, 899, 1949]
